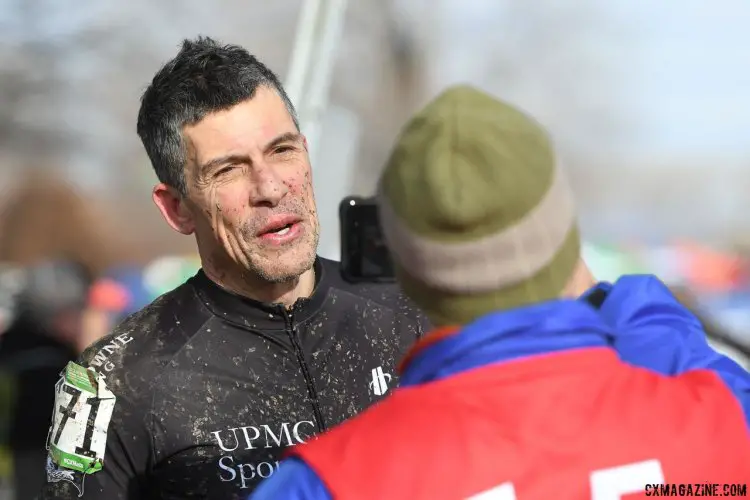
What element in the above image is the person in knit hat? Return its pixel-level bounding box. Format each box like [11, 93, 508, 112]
[375, 83, 592, 325]
[249, 86, 750, 500]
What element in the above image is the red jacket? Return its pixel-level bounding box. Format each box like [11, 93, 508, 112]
[251, 277, 750, 500]
[293, 348, 749, 499]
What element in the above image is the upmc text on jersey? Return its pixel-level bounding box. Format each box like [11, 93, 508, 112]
[645, 484, 748, 497]
[213, 421, 316, 489]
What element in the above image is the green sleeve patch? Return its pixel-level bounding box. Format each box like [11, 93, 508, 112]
[63, 363, 98, 396]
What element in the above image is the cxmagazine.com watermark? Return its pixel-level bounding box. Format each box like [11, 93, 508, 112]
[645, 483, 747, 497]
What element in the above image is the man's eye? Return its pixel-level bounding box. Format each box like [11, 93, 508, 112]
[274, 146, 294, 154]
[215, 166, 235, 177]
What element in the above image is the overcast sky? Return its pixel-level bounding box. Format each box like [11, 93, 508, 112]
[1, 0, 749, 243]
[2, 0, 748, 163]
[610, 0, 750, 161]
[427, 0, 750, 163]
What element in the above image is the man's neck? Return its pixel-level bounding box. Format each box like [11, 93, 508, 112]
[202, 262, 316, 309]
[561, 259, 597, 299]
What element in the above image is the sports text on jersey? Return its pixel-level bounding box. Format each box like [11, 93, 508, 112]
[213, 421, 315, 489]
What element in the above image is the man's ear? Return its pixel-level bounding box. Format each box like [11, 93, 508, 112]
[302, 135, 308, 151]
[152, 183, 195, 235]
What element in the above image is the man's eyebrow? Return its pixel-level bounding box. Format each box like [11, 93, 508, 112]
[200, 154, 251, 172]
[263, 132, 303, 153]
[198, 133, 302, 171]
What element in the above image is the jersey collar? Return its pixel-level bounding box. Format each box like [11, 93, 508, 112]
[189, 257, 330, 330]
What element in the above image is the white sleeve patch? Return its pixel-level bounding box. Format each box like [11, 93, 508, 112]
[46, 362, 116, 475]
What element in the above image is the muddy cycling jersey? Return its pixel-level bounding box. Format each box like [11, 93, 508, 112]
[39, 257, 428, 500]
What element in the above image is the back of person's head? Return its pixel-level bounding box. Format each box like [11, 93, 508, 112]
[376, 85, 581, 326]
[137, 36, 298, 196]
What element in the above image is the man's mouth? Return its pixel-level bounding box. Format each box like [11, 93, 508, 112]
[266, 224, 292, 236]
[257, 215, 303, 242]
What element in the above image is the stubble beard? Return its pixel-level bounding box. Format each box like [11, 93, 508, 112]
[246, 221, 320, 284]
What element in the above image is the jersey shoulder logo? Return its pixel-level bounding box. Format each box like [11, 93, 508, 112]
[369, 366, 392, 396]
[45, 362, 116, 495]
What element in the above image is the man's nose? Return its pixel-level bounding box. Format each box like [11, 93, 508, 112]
[249, 162, 288, 207]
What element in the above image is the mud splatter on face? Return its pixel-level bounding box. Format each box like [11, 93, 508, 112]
[182, 91, 321, 286]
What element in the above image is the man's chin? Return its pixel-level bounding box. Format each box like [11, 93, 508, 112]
[253, 249, 316, 284]
[256, 265, 311, 284]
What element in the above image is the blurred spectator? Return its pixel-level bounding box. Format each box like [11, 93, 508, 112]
[672, 286, 750, 367]
[0, 369, 13, 498]
[101, 265, 152, 318]
[84, 277, 132, 344]
[0, 259, 95, 500]
[0, 264, 24, 336]
[674, 241, 746, 294]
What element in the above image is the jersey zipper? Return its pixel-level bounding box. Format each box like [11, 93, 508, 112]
[284, 310, 327, 432]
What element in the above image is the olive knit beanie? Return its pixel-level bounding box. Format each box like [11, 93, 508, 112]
[376, 85, 581, 326]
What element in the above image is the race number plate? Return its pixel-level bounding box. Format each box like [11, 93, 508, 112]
[46, 362, 115, 474]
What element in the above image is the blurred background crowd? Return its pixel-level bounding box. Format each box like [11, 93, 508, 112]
[1, 0, 750, 498]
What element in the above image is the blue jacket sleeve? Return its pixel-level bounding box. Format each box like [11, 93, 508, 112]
[592, 275, 750, 422]
[249, 458, 332, 500]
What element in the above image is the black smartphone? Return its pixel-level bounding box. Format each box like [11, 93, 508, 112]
[339, 196, 396, 283]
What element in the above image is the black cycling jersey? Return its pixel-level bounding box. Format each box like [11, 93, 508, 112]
[40, 257, 429, 499]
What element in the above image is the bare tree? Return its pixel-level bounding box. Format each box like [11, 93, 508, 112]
[0, 0, 641, 253]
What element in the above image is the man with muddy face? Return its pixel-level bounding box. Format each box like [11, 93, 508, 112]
[40, 37, 428, 500]
[153, 86, 320, 306]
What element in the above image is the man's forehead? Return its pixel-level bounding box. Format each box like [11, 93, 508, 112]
[183, 89, 297, 157]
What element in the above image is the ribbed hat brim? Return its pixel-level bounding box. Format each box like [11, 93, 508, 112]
[394, 225, 581, 326]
